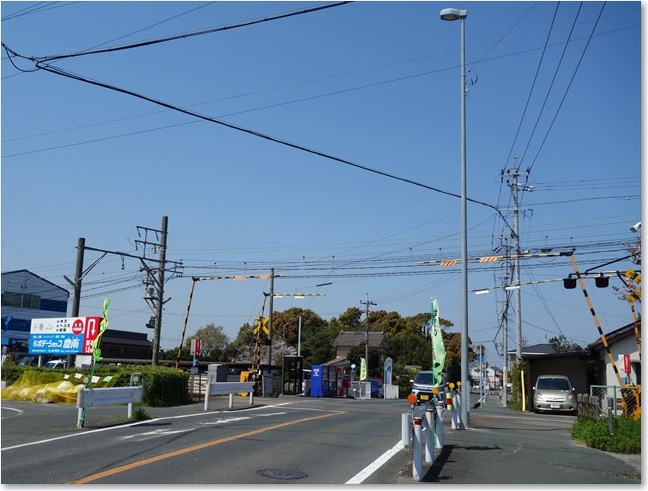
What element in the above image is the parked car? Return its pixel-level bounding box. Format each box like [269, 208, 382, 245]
[369, 379, 383, 398]
[43, 359, 67, 369]
[532, 374, 576, 415]
[410, 370, 447, 404]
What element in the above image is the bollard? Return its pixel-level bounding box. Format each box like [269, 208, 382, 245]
[451, 393, 458, 430]
[435, 403, 444, 448]
[425, 409, 435, 463]
[401, 412, 410, 446]
[413, 417, 423, 481]
[454, 392, 463, 429]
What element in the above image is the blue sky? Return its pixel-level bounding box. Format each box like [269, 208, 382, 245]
[1, 1, 642, 368]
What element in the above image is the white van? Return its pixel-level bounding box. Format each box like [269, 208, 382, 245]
[410, 370, 447, 404]
[43, 359, 67, 369]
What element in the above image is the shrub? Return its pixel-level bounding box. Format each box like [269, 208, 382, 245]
[572, 416, 641, 454]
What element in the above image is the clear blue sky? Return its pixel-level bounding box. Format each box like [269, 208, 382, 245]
[1, 1, 642, 368]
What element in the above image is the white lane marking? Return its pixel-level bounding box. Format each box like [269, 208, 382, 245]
[0, 404, 281, 451]
[115, 428, 194, 441]
[345, 441, 406, 484]
[1, 406, 24, 418]
[201, 416, 251, 425]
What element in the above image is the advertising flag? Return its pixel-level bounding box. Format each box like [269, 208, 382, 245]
[92, 297, 110, 362]
[360, 357, 367, 380]
[431, 298, 445, 380]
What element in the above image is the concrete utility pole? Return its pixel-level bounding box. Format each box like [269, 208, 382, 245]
[268, 268, 275, 367]
[507, 159, 533, 359]
[63, 237, 86, 368]
[155, 216, 168, 365]
[360, 294, 376, 379]
[136, 216, 172, 366]
[499, 236, 512, 406]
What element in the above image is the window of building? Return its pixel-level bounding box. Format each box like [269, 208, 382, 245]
[1, 291, 41, 309]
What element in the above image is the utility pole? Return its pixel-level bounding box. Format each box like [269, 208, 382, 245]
[137, 216, 170, 366]
[499, 236, 512, 406]
[360, 294, 376, 380]
[503, 159, 533, 359]
[65, 217, 179, 367]
[267, 268, 275, 367]
[63, 237, 86, 368]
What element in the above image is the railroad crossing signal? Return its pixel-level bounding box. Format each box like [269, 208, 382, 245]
[254, 316, 269, 335]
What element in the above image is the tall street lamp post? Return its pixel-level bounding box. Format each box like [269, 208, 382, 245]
[440, 7, 469, 429]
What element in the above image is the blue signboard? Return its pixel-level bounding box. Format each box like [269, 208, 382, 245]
[28, 317, 100, 355]
[29, 333, 83, 355]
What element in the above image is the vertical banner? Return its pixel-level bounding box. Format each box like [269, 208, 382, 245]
[431, 298, 446, 381]
[92, 297, 110, 362]
[384, 357, 393, 386]
[360, 357, 367, 380]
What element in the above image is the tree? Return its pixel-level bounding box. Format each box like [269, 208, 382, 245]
[548, 335, 583, 353]
[346, 344, 381, 379]
[333, 307, 363, 330]
[188, 323, 230, 360]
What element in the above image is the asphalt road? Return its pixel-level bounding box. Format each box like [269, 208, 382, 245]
[1, 393, 641, 484]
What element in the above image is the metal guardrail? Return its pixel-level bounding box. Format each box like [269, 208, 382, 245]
[76, 386, 143, 428]
[203, 381, 255, 411]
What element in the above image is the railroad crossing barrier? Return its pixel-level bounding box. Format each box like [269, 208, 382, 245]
[76, 386, 143, 429]
[203, 381, 255, 411]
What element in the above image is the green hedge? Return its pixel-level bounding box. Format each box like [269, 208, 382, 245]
[571, 416, 641, 454]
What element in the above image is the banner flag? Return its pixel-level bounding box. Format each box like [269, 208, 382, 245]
[431, 298, 445, 380]
[360, 357, 367, 380]
[92, 297, 110, 362]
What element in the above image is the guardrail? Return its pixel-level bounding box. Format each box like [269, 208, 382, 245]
[203, 381, 255, 411]
[76, 386, 143, 428]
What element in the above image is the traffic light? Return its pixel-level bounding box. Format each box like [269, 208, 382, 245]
[563, 278, 577, 289]
[595, 276, 609, 288]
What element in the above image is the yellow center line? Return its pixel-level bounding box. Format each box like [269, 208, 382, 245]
[67, 411, 343, 484]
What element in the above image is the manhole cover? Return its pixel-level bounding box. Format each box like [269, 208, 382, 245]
[256, 468, 309, 480]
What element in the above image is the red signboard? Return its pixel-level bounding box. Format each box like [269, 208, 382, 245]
[191, 338, 201, 356]
[82, 316, 102, 354]
[623, 354, 631, 374]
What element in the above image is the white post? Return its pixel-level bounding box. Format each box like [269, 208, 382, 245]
[425, 409, 435, 463]
[413, 417, 423, 480]
[128, 402, 133, 419]
[401, 412, 410, 446]
[435, 404, 444, 448]
[228, 393, 234, 409]
[204, 379, 211, 411]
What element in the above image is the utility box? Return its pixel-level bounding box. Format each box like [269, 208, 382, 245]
[208, 363, 228, 382]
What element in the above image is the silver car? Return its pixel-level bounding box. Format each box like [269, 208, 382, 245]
[532, 374, 576, 415]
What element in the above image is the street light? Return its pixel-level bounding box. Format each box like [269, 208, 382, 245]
[440, 7, 469, 429]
